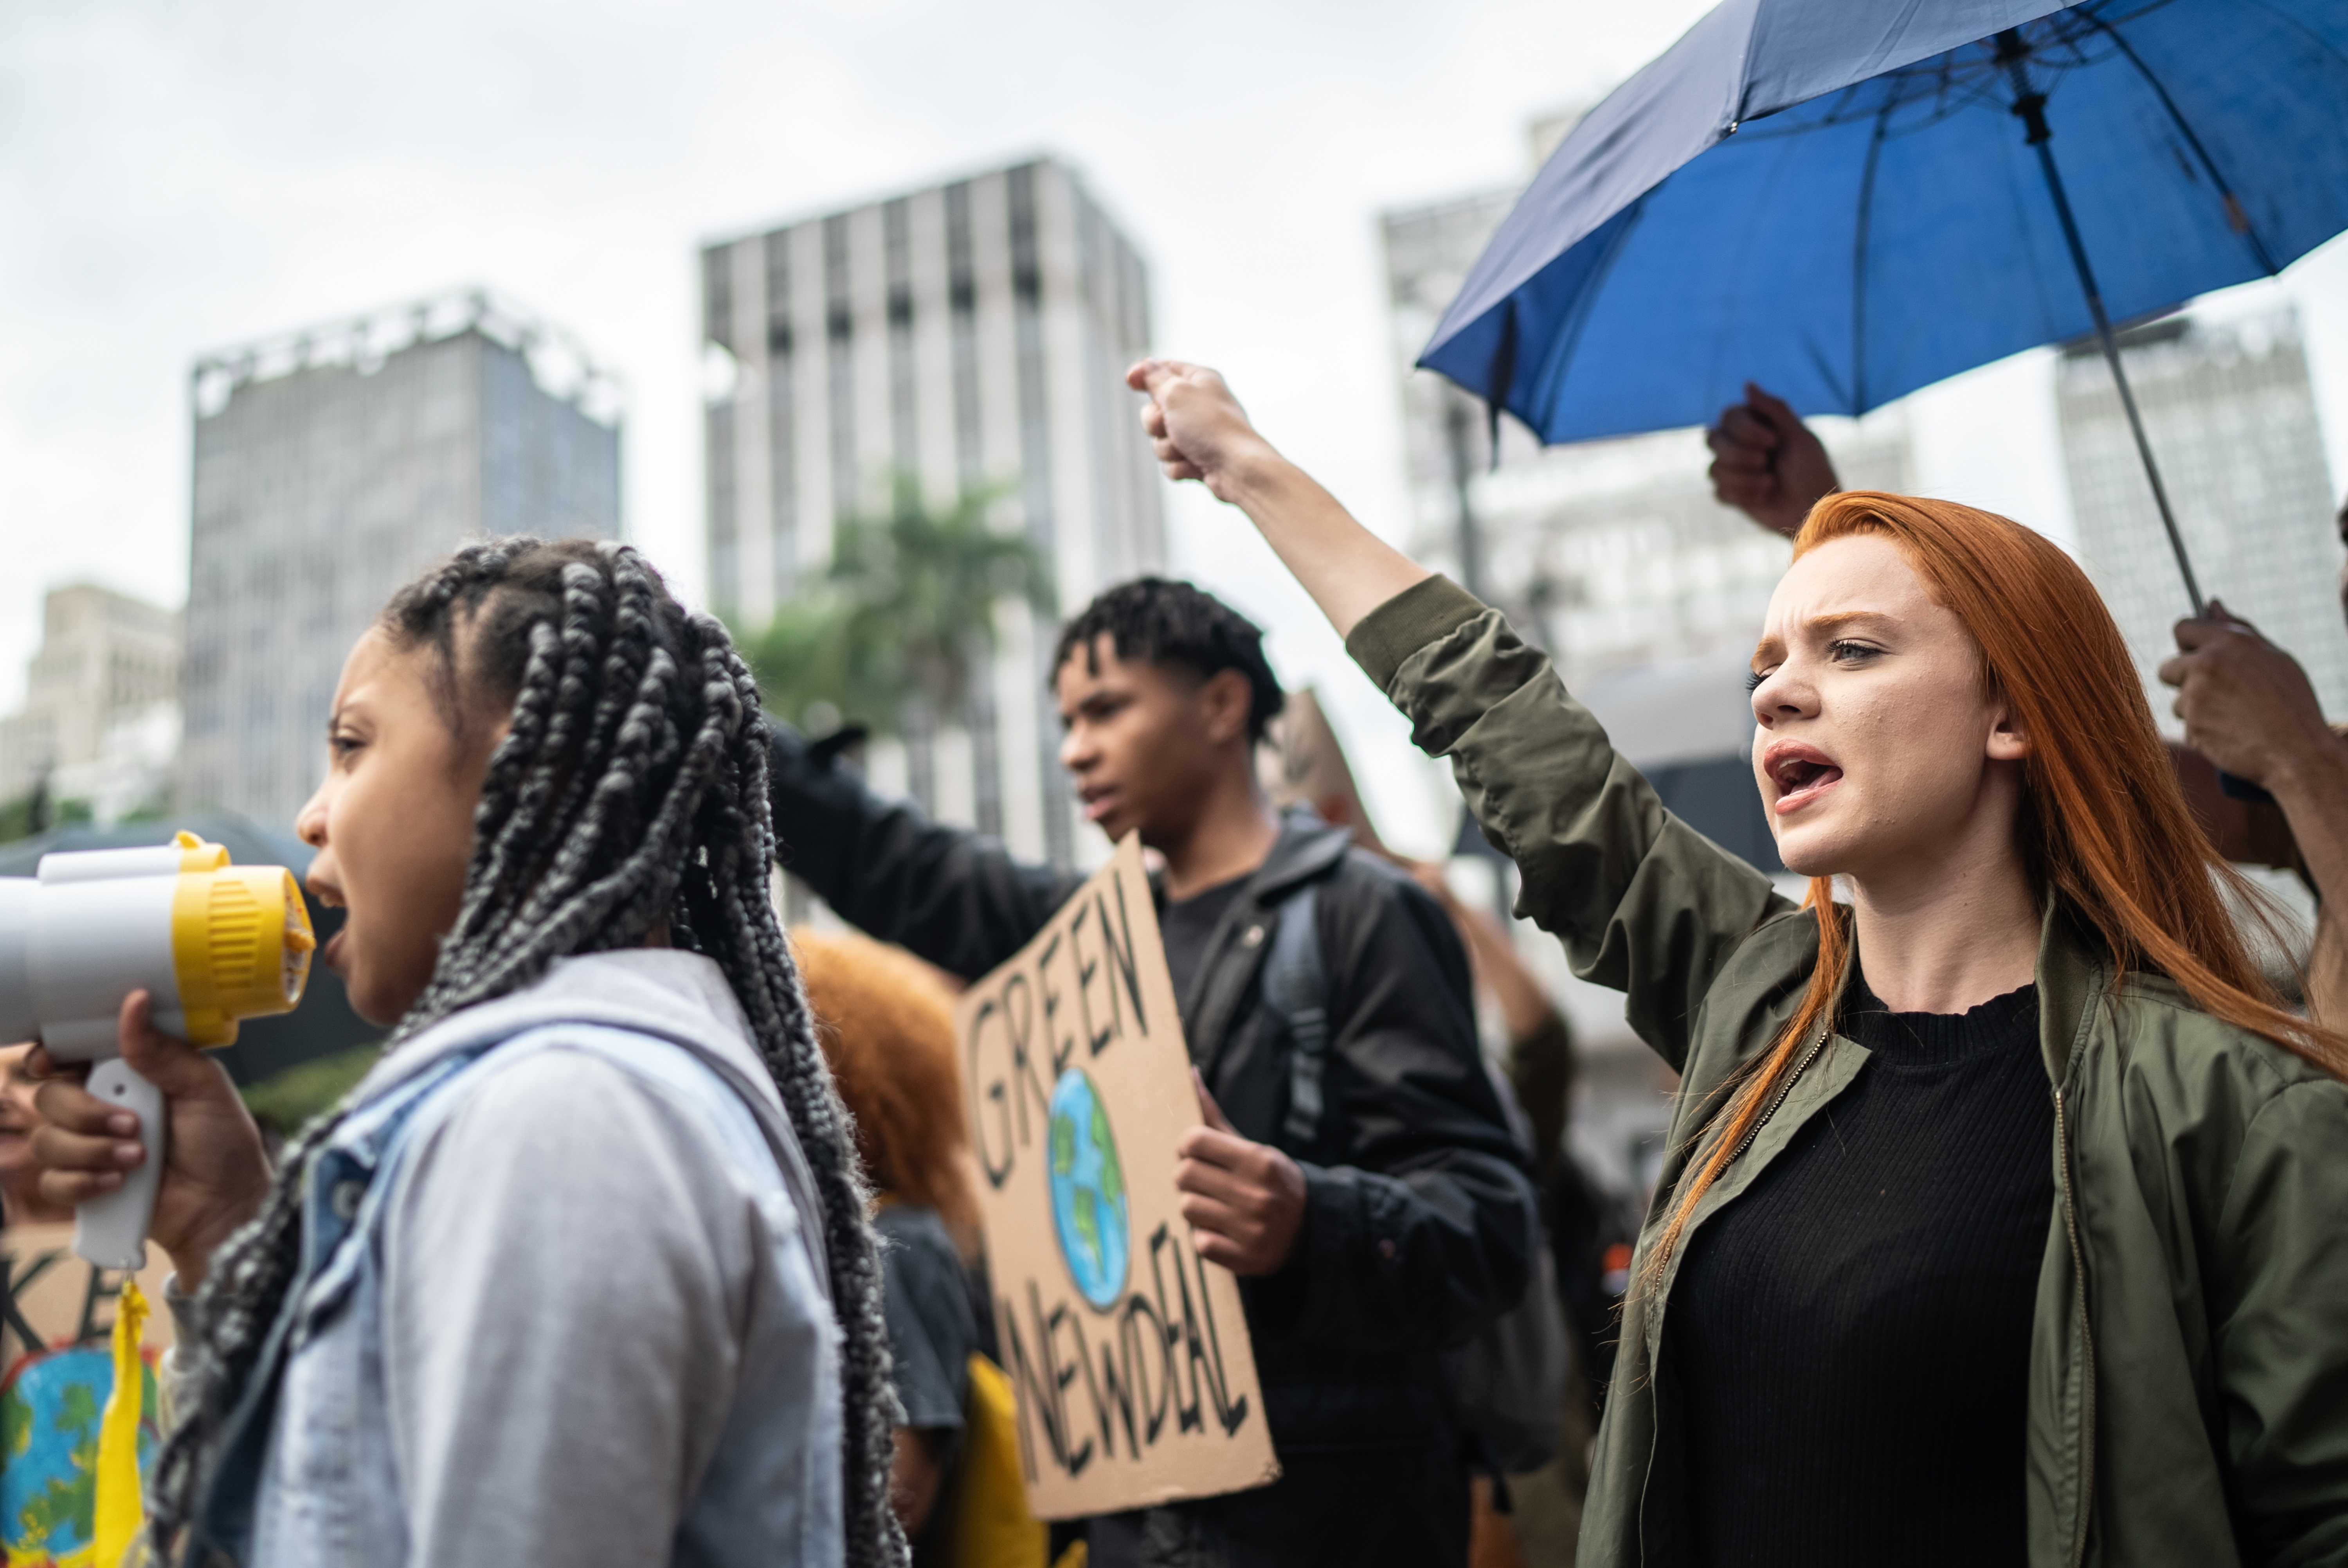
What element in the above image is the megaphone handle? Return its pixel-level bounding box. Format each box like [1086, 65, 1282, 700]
[74, 1060, 165, 1271]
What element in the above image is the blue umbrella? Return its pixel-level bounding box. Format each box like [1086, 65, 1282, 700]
[1422, 0, 2348, 611]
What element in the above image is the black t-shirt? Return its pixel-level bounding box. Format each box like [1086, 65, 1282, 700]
[1158, 874, 1252, 1013]
[876, 1203, 978, 1437]
[1669, 969, 2054, 1568]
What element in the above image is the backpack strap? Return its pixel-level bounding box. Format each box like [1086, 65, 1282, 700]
[1264, 882, 1329, 1152]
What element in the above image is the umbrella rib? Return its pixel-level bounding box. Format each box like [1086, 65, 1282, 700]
[1527, 199, 1650, 436]
[1996, 29, 2205, 615]
[2078, 11, 2282, 275]
[1850, 106, 1893, 415]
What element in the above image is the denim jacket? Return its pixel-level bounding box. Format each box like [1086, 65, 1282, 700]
[191, 951, 845, 1568]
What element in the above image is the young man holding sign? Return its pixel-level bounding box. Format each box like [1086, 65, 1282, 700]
[769, 578, 1538, 1568]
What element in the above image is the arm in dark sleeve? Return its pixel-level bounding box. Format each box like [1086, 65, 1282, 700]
[1289, 869, 1539, 1354]
[768, 724, 1079, 979]
[1508, 1009, 1575, 1199]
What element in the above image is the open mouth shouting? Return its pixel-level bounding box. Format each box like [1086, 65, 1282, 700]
[1764, 741, 1844, 816]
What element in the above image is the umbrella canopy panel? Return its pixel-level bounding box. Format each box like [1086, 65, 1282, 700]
[1426, 0, 2348, 444]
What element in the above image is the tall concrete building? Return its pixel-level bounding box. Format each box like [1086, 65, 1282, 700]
[0, 584, 181, 822]
[180, 290, 622, 825]
[2058, 310, 2346, 725]
[700, 156, 1162, 870]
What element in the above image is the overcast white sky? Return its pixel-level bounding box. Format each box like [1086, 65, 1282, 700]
[7, 0, 2348, 854]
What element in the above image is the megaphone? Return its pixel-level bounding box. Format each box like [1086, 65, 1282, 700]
[0, 832, 314, 1267]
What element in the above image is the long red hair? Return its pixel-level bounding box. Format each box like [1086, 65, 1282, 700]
[1649, 491, 2348, 1273]
[792, 926, 978, 1231]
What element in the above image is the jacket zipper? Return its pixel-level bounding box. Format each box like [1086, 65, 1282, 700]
[1724, 1024, 1832, 1167]
[2052, 1084, 2096, 1568]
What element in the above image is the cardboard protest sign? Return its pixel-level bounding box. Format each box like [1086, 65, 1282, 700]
[954, 834, 1280, 1519]
[1260, 686, 1389, 856]
[0, 1224, 173, 1566]
[0, 1223, 173, 1360]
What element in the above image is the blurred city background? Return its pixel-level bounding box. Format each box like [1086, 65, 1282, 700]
[5, 0, 2347, 1187]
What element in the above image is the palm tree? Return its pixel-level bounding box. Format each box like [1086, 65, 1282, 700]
[744, 475, 1053, 817]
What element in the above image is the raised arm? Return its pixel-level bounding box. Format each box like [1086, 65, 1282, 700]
[1129, 360, 1838, 647]
[1128, 360, 1429, 637]
[1705, 383, 1839, 539]
[1351, 583, 1789, 1068]
[769, 725, 1076, 980]
[1130, 360, 1792, 1068]
[2159, 604, 2348, 1023]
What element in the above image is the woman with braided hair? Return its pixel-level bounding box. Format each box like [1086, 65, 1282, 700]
[29, 537, 904, 1567]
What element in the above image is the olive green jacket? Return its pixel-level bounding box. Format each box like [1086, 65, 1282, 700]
[1350, 577, 2348, 1568]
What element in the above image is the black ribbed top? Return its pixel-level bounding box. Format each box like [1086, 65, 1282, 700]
[1668, 969, 2053, 1568]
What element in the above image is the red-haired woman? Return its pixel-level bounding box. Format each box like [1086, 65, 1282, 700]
[1125, 359, 2348, 1568]
[790, 928, 987, 1552]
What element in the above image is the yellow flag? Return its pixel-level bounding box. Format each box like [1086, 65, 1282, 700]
[92, 1276, 149, 1568]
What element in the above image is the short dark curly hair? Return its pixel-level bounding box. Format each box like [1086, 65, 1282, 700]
[1052, 577, 1286, 744]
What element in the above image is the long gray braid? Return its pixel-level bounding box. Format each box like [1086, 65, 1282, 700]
[146, 538, 905, 1567]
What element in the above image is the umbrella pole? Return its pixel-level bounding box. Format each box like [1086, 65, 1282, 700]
[1999, 34, 2205, 615]
[2039, 162, 2206, 615]
[1996, 36, 2276, 798]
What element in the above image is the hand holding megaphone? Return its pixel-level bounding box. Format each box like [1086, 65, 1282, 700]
[2, 833, 312, 1268]
[29, 991, 280, 1287]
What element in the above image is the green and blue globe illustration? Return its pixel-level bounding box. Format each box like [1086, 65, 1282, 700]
[1, 1345, 160, 1565]
[1047, 1067, 1129, 1309]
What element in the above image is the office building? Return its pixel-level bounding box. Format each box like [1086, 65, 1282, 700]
[0, 584, 181, 823]
[700, 156, 1162, 869]
[2059, 310, 2346, 724]
[178, 290, 622, 825]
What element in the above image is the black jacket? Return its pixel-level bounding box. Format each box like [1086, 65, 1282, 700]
[769, 728, 1538, 1567]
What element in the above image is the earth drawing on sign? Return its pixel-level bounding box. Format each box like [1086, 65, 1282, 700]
[1047, 1067, 1129, 1310]
[1, 1344, 162, 1565]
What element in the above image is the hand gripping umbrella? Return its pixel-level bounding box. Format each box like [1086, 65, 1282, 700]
[1422, 0, 2348, 621]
